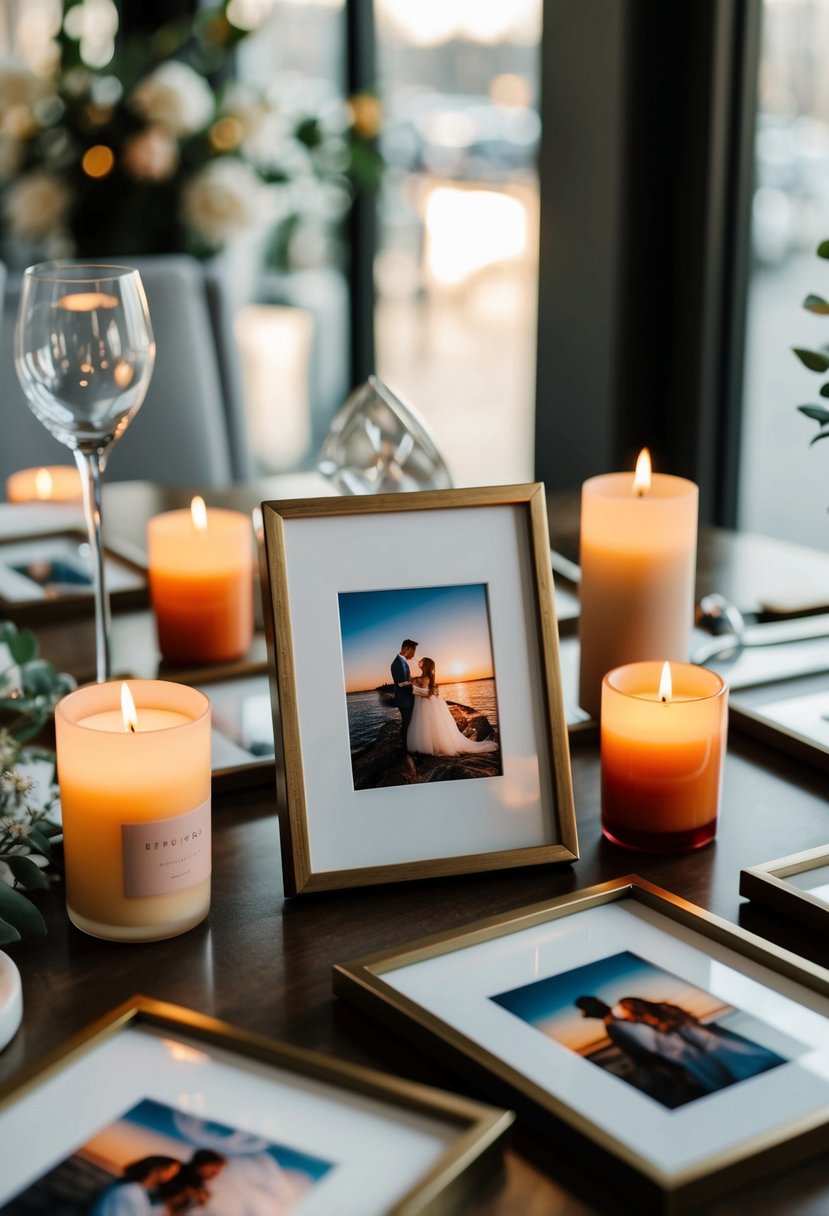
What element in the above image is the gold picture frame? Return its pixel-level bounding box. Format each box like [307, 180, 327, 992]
[741, 844, 829, 934]
[259, 485, 578, 895]
[334, 875, 829, 1214]
[0, 996, 513, 1216]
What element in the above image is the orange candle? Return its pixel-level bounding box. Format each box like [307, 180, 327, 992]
[147, 496, 254, 665]
[601, 660, 727, 853]
[55, 679, 211, 942]
[5, 465, 83, 503]
[578, 450, 698, 717]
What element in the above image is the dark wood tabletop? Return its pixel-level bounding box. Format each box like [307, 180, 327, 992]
[2, 481, 829, 1216]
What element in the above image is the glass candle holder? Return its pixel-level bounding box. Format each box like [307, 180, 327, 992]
[55, 679, 211, 941]
[601, 660, 727, 852]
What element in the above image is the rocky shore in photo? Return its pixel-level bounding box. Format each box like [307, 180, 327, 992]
[351, 701, 501, 789]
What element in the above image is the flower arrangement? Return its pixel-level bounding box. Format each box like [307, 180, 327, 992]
[0, 2, 381, 270]
[0, 622, 76, 944]
[793, 239, 829, 446]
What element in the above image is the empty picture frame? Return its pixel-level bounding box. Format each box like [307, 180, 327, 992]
[0, 996, 512, 1216]
[259, 485, 578, 895]
[334, 875, 829, 1213]
[741, 844, 829, 934]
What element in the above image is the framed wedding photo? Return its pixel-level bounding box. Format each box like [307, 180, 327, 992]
[0, 996, 513, 1216]
[259, 484, 578, 895]
[334, 876, 829, 1214]
[741, 844, 829, 934]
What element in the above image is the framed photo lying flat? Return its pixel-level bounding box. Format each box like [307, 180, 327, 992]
[740, 844, 829, 934]
[0, 996, 512, 1216]
[259, 484, 578, 895]
[334, 875, 829, 1214]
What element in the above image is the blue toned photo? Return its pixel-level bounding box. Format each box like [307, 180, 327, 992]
[0, 1095, 334, 1214]
[492, 950, 790, 1110]
[338, 583, 502, 790]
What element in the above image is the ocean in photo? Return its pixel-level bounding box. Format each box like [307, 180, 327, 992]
[345, 678, 499, 751]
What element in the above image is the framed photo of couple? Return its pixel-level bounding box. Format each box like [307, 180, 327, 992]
[333, 875, 829, 1213]
[0, 996, 513, 1216]
[259, 484, 577, 895]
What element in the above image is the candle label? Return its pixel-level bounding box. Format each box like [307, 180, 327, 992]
[121, 801, 211, 898]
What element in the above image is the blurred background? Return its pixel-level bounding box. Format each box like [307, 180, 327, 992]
[0, 0, 828, 550]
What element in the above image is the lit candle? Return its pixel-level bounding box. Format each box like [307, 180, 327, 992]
[601, 660, 727, 852]
[578, 450, 698, 717]
[55, 679, 211, 942]
[147, 496, 254, 665]
[5, 466, 83, 503]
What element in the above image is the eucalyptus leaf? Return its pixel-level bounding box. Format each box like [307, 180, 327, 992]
[809, 430, 829, 446]
[12, 716, 49, 745]
[818, 239, 829, 259]
[0, 622, 18, 645]
[0, 881, 46, 938]
[5, 855, 49, 890]
[0, 918, 21, 946]
[26, 827, 53, 859]
[820, 383, 829, 399]
[793, 347, 829, 373]
[803, 294, 829, 315]
[797, 405, 829, 423]
[8, 629, 37, 665]
[19, 659, 59, 697]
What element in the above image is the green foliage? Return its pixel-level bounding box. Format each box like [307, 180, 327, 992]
[0, 622, 76, 944]
[794, 242, 829, 451]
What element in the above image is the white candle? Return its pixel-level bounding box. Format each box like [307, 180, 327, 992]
[578, 450, 698, 718]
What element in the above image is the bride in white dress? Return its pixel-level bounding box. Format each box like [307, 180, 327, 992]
[405, 657, 499, 757]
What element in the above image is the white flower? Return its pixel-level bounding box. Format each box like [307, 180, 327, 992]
[122, 125, 179, 182]
[220, 84, 269, 140]
[1, 769, 34, 797]
[131, 61, 214, 135]
[3, 170, 70, 240]
[0, 815, 29, 840]
[181, 158, 266, 248]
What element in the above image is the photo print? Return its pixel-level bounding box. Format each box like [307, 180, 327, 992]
[338, 582, 502, 790]
[492, 950, 793, 1110]
[0, 1094, 334, 1214]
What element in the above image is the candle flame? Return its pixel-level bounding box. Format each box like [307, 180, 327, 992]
[633, 448, 652, 496]
[190, 495, 208, 532]
[34, 468, 52, 499]
[659, 661, 672, 703]
[57, 291, 119, 312]
[121, 681, 137, 732]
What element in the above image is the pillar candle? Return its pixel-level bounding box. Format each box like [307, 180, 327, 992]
[578, 451, 698, 717]
[55, 679, 211, 942]
[147, 497, 254, 665]
[601, 660, 727, 853]
[6, 466, 83, 503]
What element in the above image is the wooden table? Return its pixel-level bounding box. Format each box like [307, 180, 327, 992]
[2, 482, 829, 1215]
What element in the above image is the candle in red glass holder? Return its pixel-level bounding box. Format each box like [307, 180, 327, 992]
[147, 496, 253, 665]
[601, 660, 727, 852]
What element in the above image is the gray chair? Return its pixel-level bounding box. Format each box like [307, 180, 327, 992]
[1, 254, 253, 488]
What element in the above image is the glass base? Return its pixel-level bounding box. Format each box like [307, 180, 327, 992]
[68, 901, 208, 943]
[601, 817, 716, 853]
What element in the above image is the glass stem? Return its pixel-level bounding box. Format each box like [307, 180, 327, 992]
[74, 447, 111, 683]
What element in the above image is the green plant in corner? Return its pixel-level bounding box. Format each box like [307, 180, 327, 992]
[793, 239, 829, 447]
[0, 622, 76, 945]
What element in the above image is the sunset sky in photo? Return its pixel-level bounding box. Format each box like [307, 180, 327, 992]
[339, 583, 496, 693]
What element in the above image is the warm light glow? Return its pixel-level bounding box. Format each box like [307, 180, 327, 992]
[209, 116, 244, 151]
[82, 144, 115, 177]
[34, 468, 53, 499]
[377, 0, 540, 47]
[424, 186, 527, 286]
[658, 661, 672, 703]
[120, 682, 137, 732]
[190, 496, 208, 532]
[161, 1038, 210, 1064]
[632, 448, 652, 496]
[58, 291, 118, 311]
[113, 360, 134, 388]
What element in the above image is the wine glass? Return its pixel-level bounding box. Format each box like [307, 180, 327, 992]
[15, 262, 156, 682]
[318, 375, 453, 494]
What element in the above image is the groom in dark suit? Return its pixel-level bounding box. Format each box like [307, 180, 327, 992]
[391, 639, 418, 750]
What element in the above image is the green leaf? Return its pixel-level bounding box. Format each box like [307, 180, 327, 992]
[25, 828, 53, 859]
[0, 622, 18, 646]
[7, 628, 37, 665]
[4, 855, 49, 890]
[818, 239, 829, 259]
[820, 383, 829, 398]
[19, 659, 59, 697]
[797, 405, 829, 423]
[803, 294, 829, 315]
[0, 918, 21, 946]
[793, 347, 829, 373]
[0, 882, 46, 938]
[809, 430, 829, 446]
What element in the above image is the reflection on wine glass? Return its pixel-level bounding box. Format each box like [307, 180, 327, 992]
[318, 375, 453, 494]
[15, 262, 155, 681]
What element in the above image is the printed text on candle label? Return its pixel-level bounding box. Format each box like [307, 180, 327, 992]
[121, 801, 211, 898]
